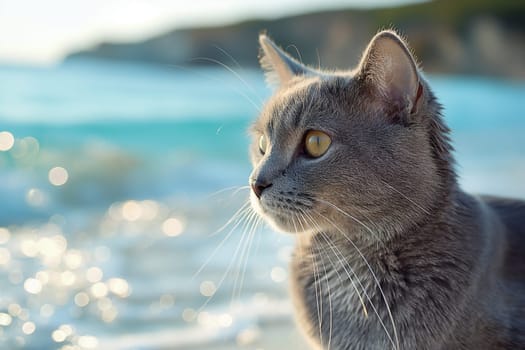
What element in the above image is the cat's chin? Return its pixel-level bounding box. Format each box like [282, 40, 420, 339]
[250, 195, 313, 235]
[265, 215, 310, 235]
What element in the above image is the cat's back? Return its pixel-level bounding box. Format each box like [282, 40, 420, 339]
[482, 195, 525, 278]
[481, 195, 525, 348]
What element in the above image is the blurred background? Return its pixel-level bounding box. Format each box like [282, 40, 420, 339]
[0, 0, 524, 349]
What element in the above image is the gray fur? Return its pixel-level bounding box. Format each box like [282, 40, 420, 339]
[249, 30, 525, 349]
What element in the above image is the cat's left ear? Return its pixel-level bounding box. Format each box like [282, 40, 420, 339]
[358, 30, 423, 116]
[259, 34, 312, 86]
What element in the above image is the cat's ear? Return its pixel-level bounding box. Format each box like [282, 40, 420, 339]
[259, 34, 311, 86]
[358, 30, 422, 116]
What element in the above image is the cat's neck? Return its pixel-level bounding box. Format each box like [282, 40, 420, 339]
[291, 188, 500, 349]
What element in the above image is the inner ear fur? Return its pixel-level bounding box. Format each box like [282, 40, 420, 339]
[358, 30, 422, 117]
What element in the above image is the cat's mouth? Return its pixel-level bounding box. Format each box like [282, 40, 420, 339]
[250, 191, 316, 234]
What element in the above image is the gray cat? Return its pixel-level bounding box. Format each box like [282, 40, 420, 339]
[248, 30, 525, 349]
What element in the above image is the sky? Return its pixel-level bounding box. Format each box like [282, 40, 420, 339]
[0, 0, 424, 65]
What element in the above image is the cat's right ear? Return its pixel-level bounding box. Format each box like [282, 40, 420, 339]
[259, 34, 311, 86]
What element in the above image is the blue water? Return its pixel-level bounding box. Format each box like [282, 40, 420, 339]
[0, 59, 524, 349]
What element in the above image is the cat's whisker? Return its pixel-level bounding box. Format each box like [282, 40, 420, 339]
[315, 48, 322, 71]
[212, 44, 242, 69]
[314, 213, 397, 350]
[317, 230, 372, 320]
[316, 199, 383, 244]
[234, 214, 262, 302]
[296, 216, 324, 346]
[250, 217, 265, 267]
[286, 44, 304, 65]
[298, 211, 339, 349]
[192, 201, 253, 280]
[317, 234, 334, 350]
[380, 179, 431, 215]
[300, 210, 372, 322]
[231, 186, 252, 197]
[192, 201, 252, 280]
[310, 242, 325, 346]
[231, 208, 260, 303]
[298, 211, 333, 350]
[347, 205, 384, 239]
[161, 62, 262, 112]
[313, 207, 400, 350]
[300, 206, 392, 343]
[237, 215, 262, 299]
[190, 56, 264, 105]
[209, 200, 251, 237]
[207, 185, 250, 199]
[211, 46, 267, 106]
[197, 207, 257, 313]
[300, 210, 367, 312]
[303, 211, 368, 347]
[294, 210, 329, 344]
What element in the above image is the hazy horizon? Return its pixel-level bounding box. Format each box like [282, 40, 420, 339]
[1, 0, 425, 66]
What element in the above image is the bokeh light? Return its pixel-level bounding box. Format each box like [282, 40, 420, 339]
[236, 327, 260, 347]
[0, 313, 13, 326]
[0, 247, 11, 265]
[36, 270, 50, 284]
[182, 308, 197, 323]
[122, 200, 142, 221]
[0, 131, 15, 151]
[107, 278, 130, 297]
[90, 282, 109, 298]
[218, 313, 233, 327]
[48, 167, 69, 186]
[51, 329, 67, 343]
[86, 267, 103, 283]
[25, 188, 46, 207]
[64, 250, 84, 269]
[199, 281, 217, 297]
[270, 266, 287, 283]
[74, 292, 90, 307]
[20, 239, 38, 257]
[8, 304, 22, 317]
[159, 294, 175, 308]
[40, 304, 55, 318]
[78, 335, 98, 349]
[141, 200, 160, 220]
[0, 227, 11, 244]
[60, 270, 76, 286]
[22, 322, 36, 335]
[24, 278, 43, 294]
[162, 217, 185, 237]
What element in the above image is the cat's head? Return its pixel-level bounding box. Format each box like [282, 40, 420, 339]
[249, 30, 453, 238]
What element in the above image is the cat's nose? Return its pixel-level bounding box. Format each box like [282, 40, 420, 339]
[250, 179, 272, 199]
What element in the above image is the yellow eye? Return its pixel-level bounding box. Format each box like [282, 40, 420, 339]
[304, 130, 331, 158]
[258, 135, 268, 155]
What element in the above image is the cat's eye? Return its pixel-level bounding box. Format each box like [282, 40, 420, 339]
[258, 135, 268, 155]
[304, 130, 331, 158]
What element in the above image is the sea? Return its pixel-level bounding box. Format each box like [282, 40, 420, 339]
[0, 59, 524, 350]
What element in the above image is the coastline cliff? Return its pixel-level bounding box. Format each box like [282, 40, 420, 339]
[65, 0, 525, 78]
